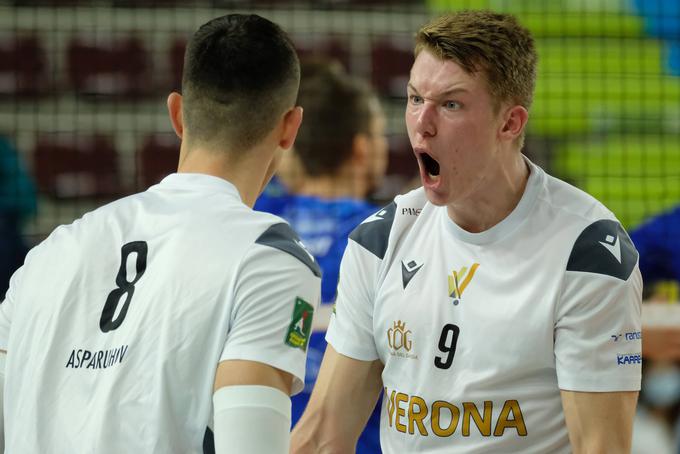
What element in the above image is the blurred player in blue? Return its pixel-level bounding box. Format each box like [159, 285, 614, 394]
[255, 61, 388, 453]
[630, 206, 680, 287]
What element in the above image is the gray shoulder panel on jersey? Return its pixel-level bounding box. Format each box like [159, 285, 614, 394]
[255, 223, 321, 277]
[349, 202, 397, 259]
[566, 219, 638, 281]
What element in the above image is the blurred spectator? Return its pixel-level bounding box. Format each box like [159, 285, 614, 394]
[631, 208, 680, 453]
[254, 60, 388, 454]
[0, 136, 37, 297]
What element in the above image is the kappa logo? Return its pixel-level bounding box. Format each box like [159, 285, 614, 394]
[401, 260, 423, 289]
[599, 234, 621, 263]
[448, 263, 480, 306]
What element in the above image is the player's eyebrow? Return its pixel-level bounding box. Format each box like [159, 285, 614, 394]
[407, 83, 470, 98]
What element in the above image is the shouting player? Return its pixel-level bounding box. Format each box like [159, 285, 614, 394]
[0, 14, 320, 454]
[292, 11, 642, 454]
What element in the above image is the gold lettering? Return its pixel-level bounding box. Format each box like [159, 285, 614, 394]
[408, 395, 428, 436]
[462, 401, 492, 436]
[386, 388, 396, 427]
[494, 400, 527, 436]
[431, 400, 460, 437]
[395, 393, 408, 433]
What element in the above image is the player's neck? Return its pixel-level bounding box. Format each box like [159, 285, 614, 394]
[177, 145, 273, 208]
[446, 153, 529, 233]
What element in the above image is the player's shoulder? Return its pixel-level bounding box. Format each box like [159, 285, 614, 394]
[542, 173, 638, 281]
[249, 211, 321, 278]
[349, 187, 427, 260]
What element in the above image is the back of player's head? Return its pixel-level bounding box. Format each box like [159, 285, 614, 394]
[415, 11, 537, 112]
[294, 60, 380, 176]
[181, 14, 300, 152]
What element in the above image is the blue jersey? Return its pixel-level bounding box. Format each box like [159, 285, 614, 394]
[630, 206, 680, 284]
[255, 184, 382, 454]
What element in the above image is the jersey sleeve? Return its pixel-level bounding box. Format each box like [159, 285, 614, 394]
[0, 263, 23, 350]
[555, 219, 642, 392]
[326, 202, 396, 361]
[219, 223, 321, 396]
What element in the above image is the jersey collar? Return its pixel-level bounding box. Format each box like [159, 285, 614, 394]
[442, 156, 544, 246]
[156, 173, 242, 202]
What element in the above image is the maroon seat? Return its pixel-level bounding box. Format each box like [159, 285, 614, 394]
[169, 38, 187, 93]
[33, 134, 122, 198]
[0, 35, 48, 97]
[137, 133, 180, 190]
[67, 35, 152, 99]
[371, 38, 413, 97]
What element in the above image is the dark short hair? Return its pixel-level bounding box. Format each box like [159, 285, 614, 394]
[294, 60, 379, 176]
[415, 11, 537, 111]
[181, 14, 300, 152]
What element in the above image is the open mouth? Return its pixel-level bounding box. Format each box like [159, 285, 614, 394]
[421, 152, 440, 177]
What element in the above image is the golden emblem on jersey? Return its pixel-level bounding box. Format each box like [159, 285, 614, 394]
[448, 263, 480, 305]
[387, 320, 418, 359]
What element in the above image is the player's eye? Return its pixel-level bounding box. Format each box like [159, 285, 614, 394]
[444, 101, 461, 110]
[409, 95, 424, 105]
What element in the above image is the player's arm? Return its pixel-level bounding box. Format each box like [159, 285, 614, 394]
[556, 220, 642, 454]
[212, 223, 321, 454]
[561, 390, 638, 453]
[291, 345, 383, 454]
[293, 206, 394, 454]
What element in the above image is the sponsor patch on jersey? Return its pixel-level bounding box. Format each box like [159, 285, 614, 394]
[387, 320, 418, 359]
[448, 263, 480, 306]
[285, 297, 314, 350]
[617, 352, 642, 365]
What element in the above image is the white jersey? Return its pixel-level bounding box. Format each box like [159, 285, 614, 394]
[0, 173, 321, 454]
[327, 159, 642, 453]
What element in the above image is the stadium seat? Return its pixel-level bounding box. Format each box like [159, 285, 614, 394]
[0, 34, 48, 97]
[67, 35, 152, 99]
[32, 134, 122, 198]
[137, 133, 179, 190]
[169, 38, 187, 93]
[371, 38, 413, 97]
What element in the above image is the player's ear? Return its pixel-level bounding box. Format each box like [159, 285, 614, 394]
[167, 92, 184, 140]
[350, 133, 370, 167]
[278, 106, 303, 151]
[499, 105, 528, 142]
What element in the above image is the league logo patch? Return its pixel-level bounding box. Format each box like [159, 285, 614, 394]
[448, 263, 480, 306]
[285, 297, 314, 350]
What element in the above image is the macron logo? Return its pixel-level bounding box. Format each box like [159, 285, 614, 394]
[599, 234, 621, 263]
[401, 260, 423, 289]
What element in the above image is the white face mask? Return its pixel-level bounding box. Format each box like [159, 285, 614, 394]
[643, 365, 680, 408]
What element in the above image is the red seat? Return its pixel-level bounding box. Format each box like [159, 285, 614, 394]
[137, 133, 180, 190]
[0, 35, 48, 97]
[33, 134, 122, 198]
[371, 38, 413, 97]
[67, 35, 152, 99]
[169, 39, 187, 93]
